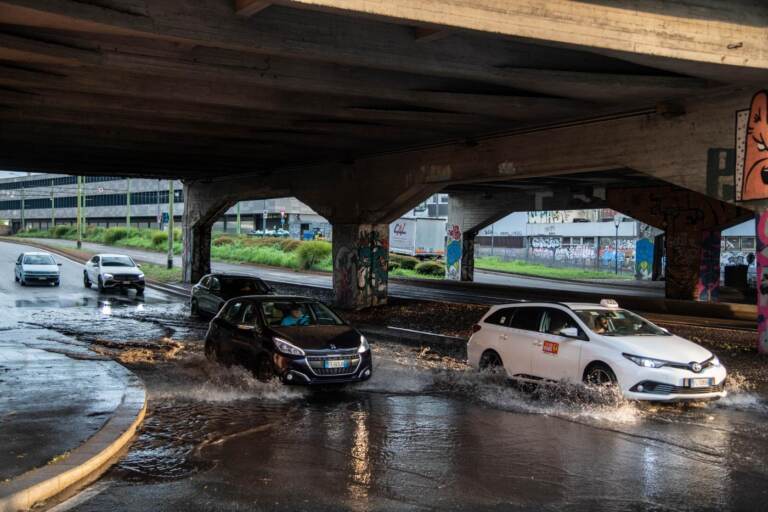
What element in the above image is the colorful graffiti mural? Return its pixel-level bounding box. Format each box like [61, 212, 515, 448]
[740, 91, 768, 201]
[635, 238, 653, 279]
[695, 230, 721, 302]
[756, 212, 768, 354]
[333, 224, 389, 309]
[446, 224, 462, 280]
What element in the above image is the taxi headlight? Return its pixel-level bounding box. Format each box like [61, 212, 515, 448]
[623, 353, 666, 368]
[103, 273, 114, 280]
[712, 355, 721, 367]
[358, 335, 370, 354]
[273, 337, 305, 356]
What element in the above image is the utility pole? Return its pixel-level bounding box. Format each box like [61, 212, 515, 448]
[80, 177, 87, 232]
[156, 179, 161, 229]
[490, 223, 495, 257]
[613, 214, 622, 275]
[19, 181, 25, 233]
[126, 178, 131, 228]
[50, 178, 55, 229]
[167, 180, 174, 269]
[76, 176, 82, 249]
[236, 202, 241, 236]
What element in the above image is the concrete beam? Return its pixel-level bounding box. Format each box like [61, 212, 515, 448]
[266, 0, 768, 73]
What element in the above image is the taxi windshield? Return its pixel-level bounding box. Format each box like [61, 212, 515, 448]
[574, 308, 669, 337]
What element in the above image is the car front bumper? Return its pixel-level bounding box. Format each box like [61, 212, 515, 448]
[103, 278, 145, 288]
[275, 350, 373, 385]
[619, 363, 727, 401]
[21, 273, 59, 283]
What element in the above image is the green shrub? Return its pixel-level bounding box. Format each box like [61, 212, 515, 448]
[84, 226, 104, 239]
[415, 260, 445, 276]
[103, 227, 130, 244]
[212, 235, 234, 246]
[151, 230, 168, 246]
[388, 261, 401, 271]
[390, 253, 419, 270]
[278, 238, 301, 252]
[53, 225, 76, 238]
[296, 241, 331, 270]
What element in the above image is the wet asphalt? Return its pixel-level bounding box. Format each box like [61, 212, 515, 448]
[1, 241, 768, 511]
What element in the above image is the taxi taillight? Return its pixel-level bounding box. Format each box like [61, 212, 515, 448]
[472, 324, 482, 333]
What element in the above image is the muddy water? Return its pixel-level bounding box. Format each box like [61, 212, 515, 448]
[15, 301, 768, 511]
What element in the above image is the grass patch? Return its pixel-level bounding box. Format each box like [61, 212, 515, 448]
[475, 257, 632, 280]
[139, 262, 182, 283]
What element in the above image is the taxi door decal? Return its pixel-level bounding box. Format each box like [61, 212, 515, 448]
[543, 341, 559, 355]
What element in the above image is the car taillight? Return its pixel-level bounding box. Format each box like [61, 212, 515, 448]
[472, 324, 482, 333]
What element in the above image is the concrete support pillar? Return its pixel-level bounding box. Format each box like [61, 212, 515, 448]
[661, 227, 722, 301]
[332, 224, 389, 310]
[182, 221, 212, 284]
[446, 225, 475, 281]
[756, 212, 768, 354]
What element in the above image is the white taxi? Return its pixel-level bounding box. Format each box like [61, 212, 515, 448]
[467, 300, 727, 401]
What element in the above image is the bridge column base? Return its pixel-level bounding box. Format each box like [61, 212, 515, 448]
[756, 212, 768, 354]
[332, 224, 389, 310]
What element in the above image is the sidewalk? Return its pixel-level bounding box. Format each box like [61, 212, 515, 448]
[0, 333, 145, 511]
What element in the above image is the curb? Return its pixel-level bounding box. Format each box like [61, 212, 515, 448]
[0, 363, 146, 512]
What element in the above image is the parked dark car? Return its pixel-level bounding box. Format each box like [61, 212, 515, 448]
[190, 273, 273, 317]
[204, 296, 373, 385]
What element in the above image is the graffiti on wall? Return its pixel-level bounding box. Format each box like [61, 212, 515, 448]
[696, 230, 721, 302]
[333, 224, 389, 309]
[706, 148, 735, 201]
[738, 91, 768, 201]
[530, 237, 561, 249]
[635, 238, 654, 279]
[446, 224, 462, 280]
[757, 213, 768, 353]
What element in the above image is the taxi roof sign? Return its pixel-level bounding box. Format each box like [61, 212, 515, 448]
[600, 299, 619, 308]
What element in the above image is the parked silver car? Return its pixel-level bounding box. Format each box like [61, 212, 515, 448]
[15, 252, 61, 286]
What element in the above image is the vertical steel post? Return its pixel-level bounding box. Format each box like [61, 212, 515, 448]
[19, 182, 25, 233]
[50, 178, 55, 230]
[167, 180, 174, 269]
[126, 178, 131, 228]
[76, 176, 82, 249]
[236, 202, 241, 236]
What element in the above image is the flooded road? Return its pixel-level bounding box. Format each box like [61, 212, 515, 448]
[1, 241, 768, 511]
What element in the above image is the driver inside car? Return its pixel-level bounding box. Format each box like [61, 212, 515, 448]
[280, 306, 310, 326]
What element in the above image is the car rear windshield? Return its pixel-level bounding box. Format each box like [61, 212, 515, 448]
[220, 277, 270, 296]
[261, 301, 344, 327]
[23, 254, 55, 265]
[573, 308, 669, 336]
[101, 256, 135, 267]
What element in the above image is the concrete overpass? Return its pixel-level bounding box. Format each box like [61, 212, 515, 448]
[1, 1, 767, 346]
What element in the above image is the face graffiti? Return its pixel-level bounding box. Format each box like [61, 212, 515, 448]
[741, 91, 768, 200]
[445, 224, 462, 280]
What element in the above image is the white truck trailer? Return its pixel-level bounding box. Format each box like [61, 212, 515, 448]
[389, 217, 445, 258]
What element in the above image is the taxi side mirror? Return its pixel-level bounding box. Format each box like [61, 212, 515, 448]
[560, 327, 580, 338]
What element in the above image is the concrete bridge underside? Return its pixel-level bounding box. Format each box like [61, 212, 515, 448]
[1, 1, 768, 347]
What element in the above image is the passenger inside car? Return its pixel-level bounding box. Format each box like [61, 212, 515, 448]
[281, 306, 310, 326]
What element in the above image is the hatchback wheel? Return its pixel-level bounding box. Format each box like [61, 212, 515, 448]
[584, 363, 617, 386]
[204, 340, 216, 361]
[254, 354, 276, 382]
[479, 350, 503, 371]
[190, 299, 200, 317]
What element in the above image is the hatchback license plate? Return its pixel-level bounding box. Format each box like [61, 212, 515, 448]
[325, 360, 348, 369]
[687, 377, 713, 388]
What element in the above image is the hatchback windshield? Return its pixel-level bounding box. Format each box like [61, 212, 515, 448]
[221, 277, 269, 296]
[574, 308, 669, 336]
[261, 301, 344, 327]
[101, 256, 135, 267]
[23, 254, 55, 265]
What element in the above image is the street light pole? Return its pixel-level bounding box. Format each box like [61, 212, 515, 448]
[167, 180, 174, 269]
[126, 178, 131, 228]
[50, 178, 55, 229]
[19, 181, 25, 233]
[236, 202, 241, 236]
[76, 176, 82, 249]
[613, 214, 622, 275]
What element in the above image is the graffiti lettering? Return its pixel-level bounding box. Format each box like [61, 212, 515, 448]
[757, 212, 768, 353]
[446, 224, 462, 280]
[740, 91, 768, 201]
[531, 237, 561, 249]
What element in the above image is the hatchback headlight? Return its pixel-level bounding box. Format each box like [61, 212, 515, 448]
[137, 273, 145, 279]
[358, 335, 370, 354]
[103, 273, 114, 280]
[273, 337, 305, 356]
[711, 355, 721, 367]
[623, 353, 666, 368]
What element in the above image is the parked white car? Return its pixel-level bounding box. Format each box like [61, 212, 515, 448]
[84, 254, 145, 294]
[15, 252, 61, 286]
[467, 300, 727, 401]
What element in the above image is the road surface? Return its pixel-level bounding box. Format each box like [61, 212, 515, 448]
[1, 241, 767, 511]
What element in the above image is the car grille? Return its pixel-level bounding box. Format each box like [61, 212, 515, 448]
[24, 270, 57, 276]
[110, 274, 140, 281]
[306, 354, 361, 376]
[631, 381, 725, 395]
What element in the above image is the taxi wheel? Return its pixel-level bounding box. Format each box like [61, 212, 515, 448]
[479, 350, 504, 371]
[584, 363, 617, 386]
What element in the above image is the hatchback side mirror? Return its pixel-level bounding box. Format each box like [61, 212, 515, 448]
[136, 263, 142, 268]
[237, 324, 256, 332]
[57, 263, 62, 266]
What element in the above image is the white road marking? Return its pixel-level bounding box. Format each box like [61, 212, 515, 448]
[45, 480, 112, 512]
